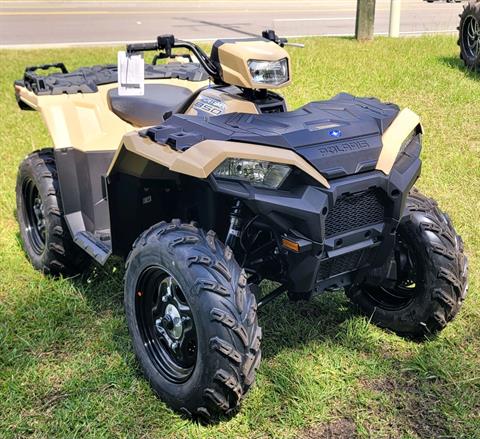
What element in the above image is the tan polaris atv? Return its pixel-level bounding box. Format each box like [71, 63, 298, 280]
[14, 31, 467, 420]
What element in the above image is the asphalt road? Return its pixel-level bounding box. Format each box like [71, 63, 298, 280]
[0, 0, 465, 47]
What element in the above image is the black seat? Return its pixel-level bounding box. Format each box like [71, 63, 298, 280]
[108, 84, 195, 127]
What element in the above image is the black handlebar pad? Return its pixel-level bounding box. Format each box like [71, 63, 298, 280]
[127, 34, 176, 53]
[126, 42, 159, 53]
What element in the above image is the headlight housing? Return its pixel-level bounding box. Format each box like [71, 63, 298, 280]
[213, 158, 292, 189]
[247, 58, 289, 85]
[398, 129, 418, 156]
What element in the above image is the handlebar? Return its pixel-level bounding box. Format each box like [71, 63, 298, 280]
[126, 34, 219, 78]
[124, 30, 302, 83]
[261, 29, 304, 48]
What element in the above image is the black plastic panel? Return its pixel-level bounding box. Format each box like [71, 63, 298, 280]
[54, 148, 114, 236]
[144, 93, 400, 177]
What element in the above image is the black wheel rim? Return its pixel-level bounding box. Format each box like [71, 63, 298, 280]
[135, 266, 197, 383]
[364, 236, 421, 311]
[463, 15, 480, 60]
[22, 178, 46, 255]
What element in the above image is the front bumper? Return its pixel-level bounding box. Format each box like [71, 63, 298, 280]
[209, 139, 422, 293]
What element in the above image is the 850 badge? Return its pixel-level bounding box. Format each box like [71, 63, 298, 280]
[193, 96, 226, 116]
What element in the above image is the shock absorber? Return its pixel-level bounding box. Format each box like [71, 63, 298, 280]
[225, 200, 243, 250]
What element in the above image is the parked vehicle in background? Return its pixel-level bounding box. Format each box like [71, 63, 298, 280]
[458, 1, 480, 70]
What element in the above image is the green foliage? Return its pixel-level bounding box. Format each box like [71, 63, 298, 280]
[0, 36, 479, 438]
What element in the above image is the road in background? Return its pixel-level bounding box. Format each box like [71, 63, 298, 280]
[0, 0, 465, 47]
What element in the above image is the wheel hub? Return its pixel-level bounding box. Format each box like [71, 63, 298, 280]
[157, 303, 183, 339]
[33, 197, 46, 239]
[364, 234, 419, 311]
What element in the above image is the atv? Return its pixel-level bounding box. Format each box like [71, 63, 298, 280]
[14, 31, 467, 420]
[458, 0, 480, 70]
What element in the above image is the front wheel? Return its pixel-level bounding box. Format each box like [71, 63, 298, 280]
[347, 189, 468, 338]
[124, 220, 261, 420]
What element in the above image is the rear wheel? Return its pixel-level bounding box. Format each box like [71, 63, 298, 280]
[458, 1, 480, 70]
[16, 149, 88, 276]
[124, 220, 261, 420]
[347, 189, 468, 338]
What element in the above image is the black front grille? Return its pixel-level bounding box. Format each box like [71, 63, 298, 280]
[317, 250, 363, 280]
[325, 189, 385, 237]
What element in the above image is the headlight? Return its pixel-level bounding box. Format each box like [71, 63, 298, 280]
[248, 58, 289, 85]
[213, 158, 292, 189]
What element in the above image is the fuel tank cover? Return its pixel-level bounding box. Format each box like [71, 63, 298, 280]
[145, 93, 400, 177]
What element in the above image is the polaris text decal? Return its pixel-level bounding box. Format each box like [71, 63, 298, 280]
[317, 140, 370, 156]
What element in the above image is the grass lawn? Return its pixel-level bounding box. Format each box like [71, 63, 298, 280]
[0, 35, 479, 438]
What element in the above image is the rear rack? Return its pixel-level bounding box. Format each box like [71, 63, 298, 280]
[15, 62, 208, 96]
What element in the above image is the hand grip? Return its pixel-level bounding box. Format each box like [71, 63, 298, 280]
[126, 42, 158, 53]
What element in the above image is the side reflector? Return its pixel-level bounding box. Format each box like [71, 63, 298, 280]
[282, 238, 300, 253]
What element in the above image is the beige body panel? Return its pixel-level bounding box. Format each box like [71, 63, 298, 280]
[109, 132, 330, 188]
[185, 87, 259, 116]
[16, 78, 208, 152]
[376, 108, 422, 174]
[218, 41, 291, 89]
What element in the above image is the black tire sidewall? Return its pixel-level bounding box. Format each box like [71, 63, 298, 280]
[16, 155, 52, 270]
[124, 224, 259, 416]
[125, 244, 212, 409]
[348, 190, 467, 337]
[16, 150, 88, 276]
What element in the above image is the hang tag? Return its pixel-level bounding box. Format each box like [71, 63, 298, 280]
[117, 51, 144, 96]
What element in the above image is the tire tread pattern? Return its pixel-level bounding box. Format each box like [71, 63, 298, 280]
[348, 188, 467, 337]
[16, 149, 88, 276]
[126, 220, 261, 420]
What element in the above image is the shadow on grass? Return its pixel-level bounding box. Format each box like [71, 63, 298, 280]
[438, 56, 479, 80]
[7, 243, 465, 433]
[256, 291, 459, 437]
[66, 265, 460, 431]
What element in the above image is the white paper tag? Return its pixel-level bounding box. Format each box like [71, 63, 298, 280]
[117, 51, 144, 96]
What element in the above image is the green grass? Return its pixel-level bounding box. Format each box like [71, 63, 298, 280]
[1, 36, 479, 438]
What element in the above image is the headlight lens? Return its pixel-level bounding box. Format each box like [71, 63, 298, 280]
[248, 58, 289, 85]
[213, 159, 292, 189]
